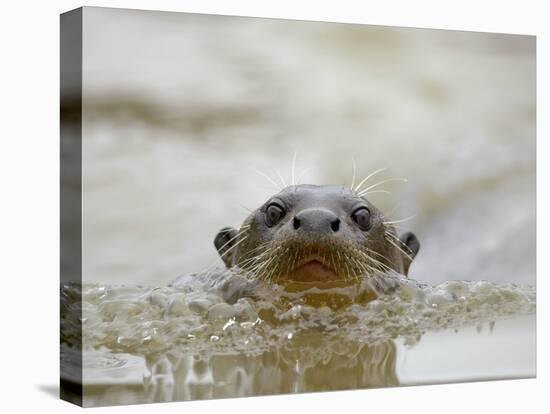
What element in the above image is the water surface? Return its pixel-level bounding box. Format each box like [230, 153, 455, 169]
[61, 271, 535, 406]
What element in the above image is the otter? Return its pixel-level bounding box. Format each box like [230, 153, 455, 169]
[213, 184, 419, 285]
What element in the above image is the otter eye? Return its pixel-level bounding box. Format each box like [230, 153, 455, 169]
[265, 203, 285, 227]
[352, 207, 371, 231]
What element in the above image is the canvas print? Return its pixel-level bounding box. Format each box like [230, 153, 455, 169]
[60, 7, 536, 407]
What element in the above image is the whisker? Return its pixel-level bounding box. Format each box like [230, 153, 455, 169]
[363, 251, 392, 273]
[383, 215, 416, 225]
[349, 257, 363, 280]
[291, 151, 298, 186]
[385, 235, 413, 261]
[350, 157, 357, 190]
[253, 253, 278, 281]
[239, 204, 253, 213]
[365, 247, 392, 264]
[358, 249, 392, 272]
[200, 233, 249, 276]
[387, 223, 406, 230]
[358, 177, 408, 195]
[382, 203, 401, 219]
[384, 231, 412, 251]
[238, 248, 269, 267]
[243, 241, 282, 279]
[214, 231, 247, 258]
[354, 167, 386, 192]
[296, 168, 311, 185]
[351, 255, 374, 278]
[240, 240, 274, 257]
[249, 166, 281, 189]
[218, 236, 249, 260]
[344, 258, 352, 282]
[360, 190, 392, 197]
[259, 245, 284, 282]
[273, 168, 287, 188]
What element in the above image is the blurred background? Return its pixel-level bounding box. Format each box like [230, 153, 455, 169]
[81, 7, 535, 286]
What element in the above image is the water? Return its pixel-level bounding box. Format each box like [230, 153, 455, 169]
[67, 8, 537, 406]
[61, 270, 535, 406]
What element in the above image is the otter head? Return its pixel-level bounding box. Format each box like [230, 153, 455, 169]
[214, 185, 419, 283]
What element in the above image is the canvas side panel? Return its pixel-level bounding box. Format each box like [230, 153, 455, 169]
[60, 7, 83, 407]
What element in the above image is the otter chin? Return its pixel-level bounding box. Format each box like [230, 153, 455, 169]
[213, 184, 420, 285]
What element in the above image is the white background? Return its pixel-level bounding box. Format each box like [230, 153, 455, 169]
[0, 0, 546, 413]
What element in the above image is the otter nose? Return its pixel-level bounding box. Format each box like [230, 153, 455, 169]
[292, 208, 341, 234]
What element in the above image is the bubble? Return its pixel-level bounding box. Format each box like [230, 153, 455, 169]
[62, 270, 535, 357]
[207, 303, 237, 322]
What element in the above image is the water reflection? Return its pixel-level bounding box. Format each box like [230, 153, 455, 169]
[81, 337, 398, 406]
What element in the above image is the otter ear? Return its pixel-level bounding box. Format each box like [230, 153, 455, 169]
[214, 227, 239, 268]
[399, 232, 420, 275]
[400, 232, 420, 258]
